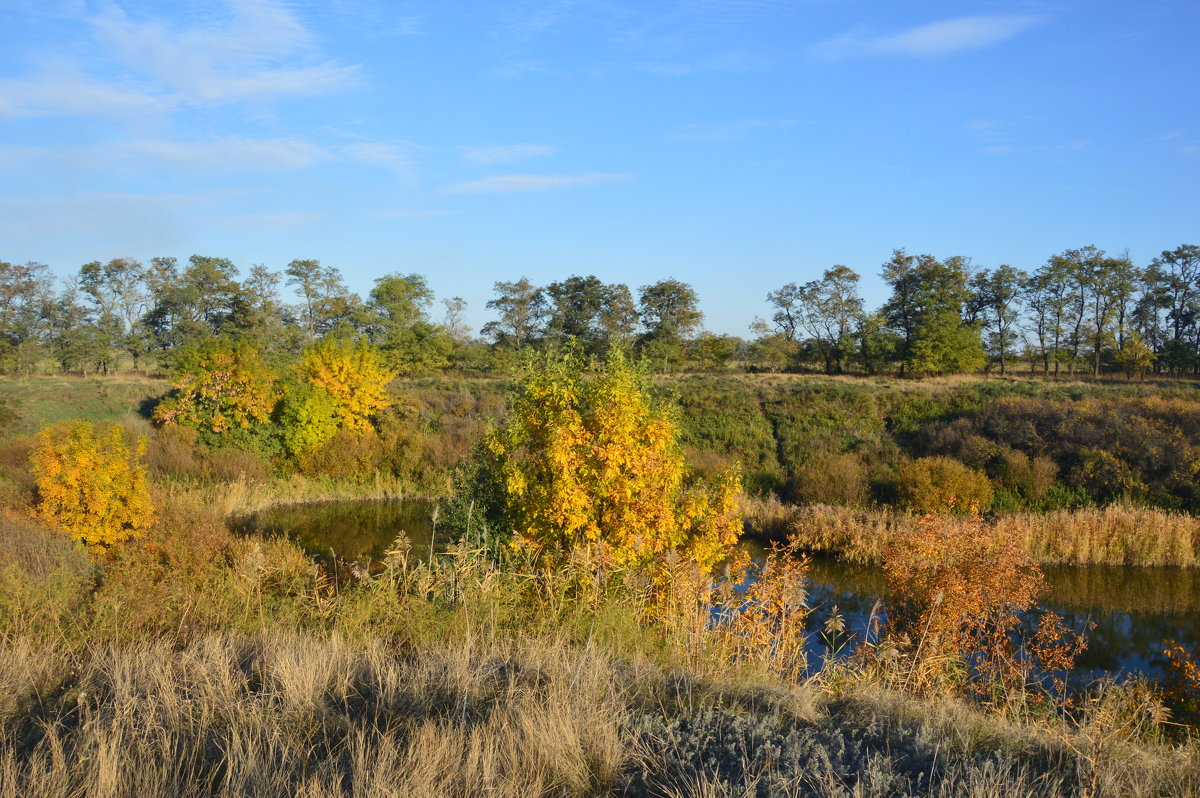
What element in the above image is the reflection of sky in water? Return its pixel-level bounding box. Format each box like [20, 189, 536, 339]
[241, 503, 1199, 683]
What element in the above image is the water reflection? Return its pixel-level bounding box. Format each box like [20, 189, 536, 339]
[236, 499, 436, 565]
[796, 551, 1200, 680]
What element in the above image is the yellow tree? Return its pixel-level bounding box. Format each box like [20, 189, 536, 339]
[298, 336, 395, 432]
[153, 340, 279, 433]
[486, 348, 741, 573]
[30, 421, 154, 545]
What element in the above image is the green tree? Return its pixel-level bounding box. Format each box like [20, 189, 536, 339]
[883, 252, 984, 376]
[796, 265, 863, 374]
[483, 277, 546, 349]
[144, 255, 244, 350]
[971, 265, 1025, 375]
[363, 273, 453, 373]
[285, 259, 360, 340]
[79, 257, 152, 372]
[637, 279, 703, 371]
[0, 260, 52, 375]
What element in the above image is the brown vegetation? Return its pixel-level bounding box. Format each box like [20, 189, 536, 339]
[743, 497, 1200, 568]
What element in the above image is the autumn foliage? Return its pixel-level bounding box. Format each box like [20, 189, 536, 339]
[30, 421, 154, 545]
[153, 340, 279, 433]
[882, 510, 1084, 695]
[299, 336, 395, 433]
[486, 348, 741, 574]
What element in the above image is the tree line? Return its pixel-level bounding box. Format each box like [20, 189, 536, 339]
[0, 243, 1196, 378]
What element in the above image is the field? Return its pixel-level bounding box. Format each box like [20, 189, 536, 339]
[3, 372, 1200, 797]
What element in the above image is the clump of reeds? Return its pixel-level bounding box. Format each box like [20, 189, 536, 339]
[742, 496, 1200, 568]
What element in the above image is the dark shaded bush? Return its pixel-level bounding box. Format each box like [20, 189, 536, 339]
[618, 701, 1068, 797]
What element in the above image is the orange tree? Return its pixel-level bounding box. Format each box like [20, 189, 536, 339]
[153, 339, 279, 436]
[485, 347, 741, 576]
[30, 421, 154, 545]
[298, 336, 395, 433]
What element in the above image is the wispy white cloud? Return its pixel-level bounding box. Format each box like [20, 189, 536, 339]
[340, 141, 423, 175]
[375, 209, 458, 219]
[637, 49, 772, 77]
[671, 118, 798, 141]
[223, 212, 326, 228]
[441, 172, 632, 194]
[0, 0, 361, 118]
[462, 144, 557, 164]
[0, 134, 425, 176]
[126, 137, 328, 171]
[812, 15, 1044, 61]
[964, 119, 1089, 157]
[0, 61, 170, 120]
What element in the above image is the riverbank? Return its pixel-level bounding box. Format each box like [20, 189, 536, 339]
[3, 503, 1199, 797]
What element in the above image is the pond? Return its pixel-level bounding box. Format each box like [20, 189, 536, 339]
[240, 500, 1200, 681]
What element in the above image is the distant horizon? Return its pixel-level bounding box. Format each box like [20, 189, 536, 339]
[2, 0, 1196, 337]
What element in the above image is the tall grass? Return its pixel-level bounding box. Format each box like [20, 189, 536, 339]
[743, 497, 1200, 567]
[2, 631, 1196, 798]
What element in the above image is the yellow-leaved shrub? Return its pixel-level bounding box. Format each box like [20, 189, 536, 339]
[30, 421, 154, 545]
[299, 337, 395, 432]
[486, 348, 741, 575]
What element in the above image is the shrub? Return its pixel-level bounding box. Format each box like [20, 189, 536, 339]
[276, 381, 339, 456]
[0, 512, 94, 635]
[485, 348, 741, 575]
[895, 456, 993, 514]
[792, 451, 870, 507]
[30, 421, 154, 545]
[298, 336, 395, 432]
[996, 450, 1058, 502]
[144, 423, 200, 479]
[153, 339, 279, 435]
[1070, 447, 1147, 503]
[881, 512, 1082, 695]
[297, 429, 385, 483]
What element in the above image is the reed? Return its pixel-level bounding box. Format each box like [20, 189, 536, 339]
[743, 497, 1200, 568]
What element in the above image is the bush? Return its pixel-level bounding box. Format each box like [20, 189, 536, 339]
[298, 429, 385, 483]
[882, 513, 1083, 695]
[276, 381, 339, 456]
[792, 451, 870, 507]
[30, 421, 154, 545]
[0, 513, 94, 635]
[895, 456, 993, 514]
[153, 339, 279, 435]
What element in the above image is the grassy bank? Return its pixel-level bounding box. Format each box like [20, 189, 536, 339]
[3, 631, 1197, 798]
[744, 498, 1200, 568]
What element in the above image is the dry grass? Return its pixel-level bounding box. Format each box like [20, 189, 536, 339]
[3, 631, 1196, 798]
[743, 497, 1200, 568]
[158, 471, 414, 519]
[0, 632, 630, 798]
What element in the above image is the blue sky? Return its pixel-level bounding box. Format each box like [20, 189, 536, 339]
[1, 0, 1196, 336]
